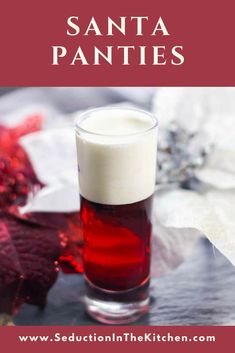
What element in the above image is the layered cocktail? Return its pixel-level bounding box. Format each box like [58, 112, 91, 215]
[75, 107, 158, 324]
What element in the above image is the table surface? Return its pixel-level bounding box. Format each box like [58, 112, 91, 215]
[15, 238, 235, 326]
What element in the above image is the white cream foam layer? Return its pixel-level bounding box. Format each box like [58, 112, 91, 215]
[76, 108, 158, 205]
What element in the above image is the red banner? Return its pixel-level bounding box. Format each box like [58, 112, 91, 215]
[0, 0, 234, 86]
[0, 326, 234, 353]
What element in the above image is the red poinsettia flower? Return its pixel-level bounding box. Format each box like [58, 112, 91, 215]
[0, 115, 43, 209]
[0, 114, 83, 315]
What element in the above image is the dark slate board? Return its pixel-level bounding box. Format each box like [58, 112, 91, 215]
[15, 238, 235, 326]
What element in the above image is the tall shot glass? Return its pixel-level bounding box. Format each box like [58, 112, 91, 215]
[75, 107, 158, 324]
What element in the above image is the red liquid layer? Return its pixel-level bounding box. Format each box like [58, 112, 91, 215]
[80, 196, 153, 291]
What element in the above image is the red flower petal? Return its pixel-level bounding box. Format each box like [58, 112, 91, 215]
[0, 213, 61, 315]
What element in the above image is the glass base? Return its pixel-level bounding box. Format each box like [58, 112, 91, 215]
[84, 278, 150, 324]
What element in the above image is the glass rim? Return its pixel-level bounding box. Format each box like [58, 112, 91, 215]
[75, 106, 158, 138]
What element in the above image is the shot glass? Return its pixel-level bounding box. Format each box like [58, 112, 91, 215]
[75, 107, 158, 324]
